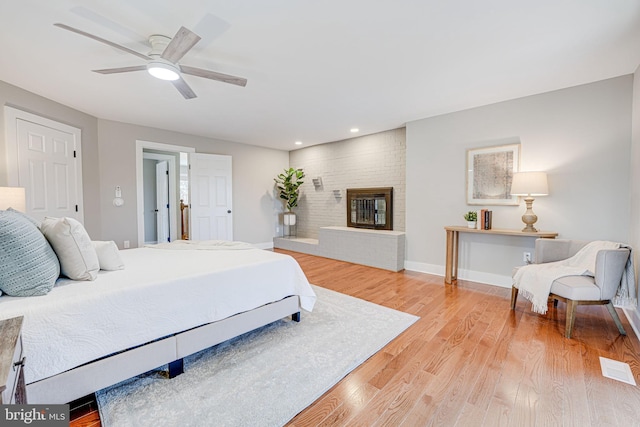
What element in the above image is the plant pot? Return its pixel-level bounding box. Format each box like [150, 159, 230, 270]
[283, 212, 297, 237]
[283, 212, 297, 226]
[467, 221, 477, 229]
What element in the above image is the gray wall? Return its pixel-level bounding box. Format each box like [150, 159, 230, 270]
[0, 80, 102, 237]
[1, 80, 289, 247]
[97, 119, 288, 248]
[406, 76, 633, 286]
[289, 128, 406, 239]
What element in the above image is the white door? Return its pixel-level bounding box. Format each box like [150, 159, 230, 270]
[15, 118, 82, 222]
[189, 153, 233, 241]
[155, 161, 170, 242]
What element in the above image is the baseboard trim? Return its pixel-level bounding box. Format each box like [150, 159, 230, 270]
[254, 241, 274, 250]
[623, 307, 640, 339]
[404, 261, 512, 288]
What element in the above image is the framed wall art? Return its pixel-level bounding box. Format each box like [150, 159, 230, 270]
[466, 143, 520, 205]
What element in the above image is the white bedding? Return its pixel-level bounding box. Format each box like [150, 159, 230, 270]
[0, 246, 316, 384]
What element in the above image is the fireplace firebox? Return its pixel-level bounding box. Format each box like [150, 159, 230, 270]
[346, 187, 393, 230]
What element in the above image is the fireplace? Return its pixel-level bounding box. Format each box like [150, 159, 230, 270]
[346, 187, 393, 230]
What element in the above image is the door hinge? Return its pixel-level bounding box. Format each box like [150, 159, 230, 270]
[166, 170, 169, 175]
[73, 150, 77, 158]
[166, 204, 169, 209]
[75, 205, 78, 212]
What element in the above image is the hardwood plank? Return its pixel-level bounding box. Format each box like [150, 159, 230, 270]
[69, 250, 640, 427]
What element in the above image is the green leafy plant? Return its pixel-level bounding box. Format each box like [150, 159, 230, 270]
[274, 168, 305, 211]
[463, 211, 477, 222]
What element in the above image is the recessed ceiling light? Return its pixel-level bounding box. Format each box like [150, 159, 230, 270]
[350, 128, 359, 133]
[294, 141, 303, 145]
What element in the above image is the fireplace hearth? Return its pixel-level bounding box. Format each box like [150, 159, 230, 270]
[346, 187, 393, 230]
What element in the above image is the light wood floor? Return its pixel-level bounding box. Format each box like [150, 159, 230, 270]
[70, 249, 640, 426]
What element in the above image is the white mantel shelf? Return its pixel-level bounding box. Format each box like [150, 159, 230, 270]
[274, 226, 405, 272]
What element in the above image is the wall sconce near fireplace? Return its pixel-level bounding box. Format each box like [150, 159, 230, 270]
[510, 171, 549, 232]
[0, 187, 26, 212]
[312, 177, 323, 188]
[332, 190, 342, 199]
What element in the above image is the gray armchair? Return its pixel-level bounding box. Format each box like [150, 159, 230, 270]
[510, 239, 630, 338]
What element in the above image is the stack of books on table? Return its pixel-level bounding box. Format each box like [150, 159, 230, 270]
[478, 209, 492, 230]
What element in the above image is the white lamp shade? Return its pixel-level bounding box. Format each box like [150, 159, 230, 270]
[0, 187, 26, 212]
[510, 172, 549, 196]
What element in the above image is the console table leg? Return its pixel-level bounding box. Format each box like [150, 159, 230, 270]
[445, 230, 459, 284]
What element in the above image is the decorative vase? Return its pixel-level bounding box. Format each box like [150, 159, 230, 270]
[467, 221, 477, 229]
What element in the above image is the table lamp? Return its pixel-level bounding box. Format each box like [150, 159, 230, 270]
[0, 187, 26, 212]
[510, 172, 548, 232]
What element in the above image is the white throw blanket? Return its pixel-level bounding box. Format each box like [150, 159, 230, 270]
[513, 241, 620, 314]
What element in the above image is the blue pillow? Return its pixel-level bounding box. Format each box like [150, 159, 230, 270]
[0, 210, 60, 296]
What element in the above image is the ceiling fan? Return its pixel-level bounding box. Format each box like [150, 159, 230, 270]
[54, 23, 247, 99]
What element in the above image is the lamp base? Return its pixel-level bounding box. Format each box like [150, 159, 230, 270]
[521, 197, 539, 233]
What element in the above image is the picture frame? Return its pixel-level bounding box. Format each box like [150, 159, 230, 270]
[466, 143, 520, 205]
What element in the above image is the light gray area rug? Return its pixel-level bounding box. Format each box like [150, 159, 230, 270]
[96, 285, 418, 427]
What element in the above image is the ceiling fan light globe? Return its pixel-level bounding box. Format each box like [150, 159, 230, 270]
[147, 62, 180, 81]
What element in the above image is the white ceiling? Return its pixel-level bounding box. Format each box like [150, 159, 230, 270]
[1, 1, 640, 151]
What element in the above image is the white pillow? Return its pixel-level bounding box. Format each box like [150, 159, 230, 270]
[92, 240, 125, 271]
[41, 217, 99, 281]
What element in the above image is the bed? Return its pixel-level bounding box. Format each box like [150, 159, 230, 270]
[0, 241, 316, 404]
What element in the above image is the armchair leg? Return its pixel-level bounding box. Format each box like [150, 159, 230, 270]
[605, 302, 627, 336]
[510, 286, 519, 310]
[565, 299, 578, 339]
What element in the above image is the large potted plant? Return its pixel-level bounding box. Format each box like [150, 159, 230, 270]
[274, 168, 305, 236]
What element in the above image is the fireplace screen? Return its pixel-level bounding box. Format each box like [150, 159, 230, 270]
[346, 187, 393, 230]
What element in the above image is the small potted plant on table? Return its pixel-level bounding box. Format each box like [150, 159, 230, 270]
[464, 211, 477, 229]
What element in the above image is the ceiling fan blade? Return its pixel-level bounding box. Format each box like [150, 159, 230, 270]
[172, 78, 197, 99]
[180, 65, 247, 87]
[93, 65, 148, 74]
[161, 27, 201, 64]
[54, 23, 151, 61]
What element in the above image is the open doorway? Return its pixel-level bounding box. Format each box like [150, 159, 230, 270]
[142, 152, 176, 244]
[136, 141, 195, 247]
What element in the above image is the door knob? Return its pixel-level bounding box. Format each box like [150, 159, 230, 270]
[227, 210, 232, 214]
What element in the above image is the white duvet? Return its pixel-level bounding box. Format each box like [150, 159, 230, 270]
[0, 246, 316, 384]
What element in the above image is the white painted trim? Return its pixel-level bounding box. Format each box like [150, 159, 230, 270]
[253, 241, 274, 250]
[404, 261, 512, 288]
[623, 307, 640, 339]
[403, 261, 443, 276]
[4, 106, 84, 223]
[136, 140, 195, 248]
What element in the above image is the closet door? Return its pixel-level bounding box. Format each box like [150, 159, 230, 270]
[6, 107, 83, 223]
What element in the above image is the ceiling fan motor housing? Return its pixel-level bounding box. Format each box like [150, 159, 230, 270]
[148, 34, 172, 57]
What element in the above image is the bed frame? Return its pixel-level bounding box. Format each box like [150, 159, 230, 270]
[26, 296, 301, 404]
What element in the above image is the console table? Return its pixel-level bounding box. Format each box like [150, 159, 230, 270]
[444, 226, 558, 285]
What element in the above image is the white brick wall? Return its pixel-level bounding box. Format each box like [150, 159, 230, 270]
[289, 128, 406, 239]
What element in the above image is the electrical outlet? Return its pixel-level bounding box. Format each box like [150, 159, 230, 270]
[124, 240, 130, 249]
[523, 252, 531, 263]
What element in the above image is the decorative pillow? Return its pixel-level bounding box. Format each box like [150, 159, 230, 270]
[0, 210, 60, 296]
[7, 207, 41, 228]
[92, 240, 125, 271]
[41, 217, 99, 281]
